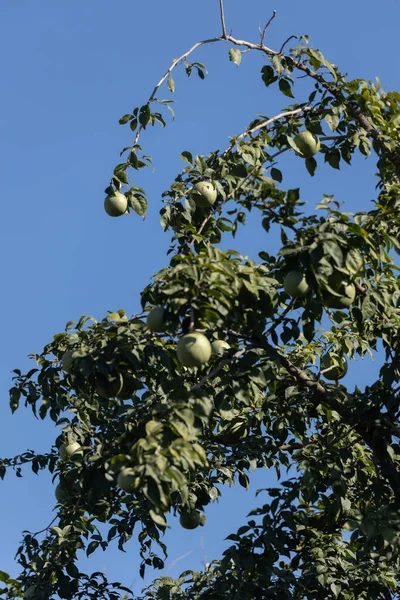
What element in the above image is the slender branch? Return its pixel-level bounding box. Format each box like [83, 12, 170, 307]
[279, 34, 298, 54]
[218, 0, 227, 38]
[259, 10, 276, 46]
[133, 36, 223, 146]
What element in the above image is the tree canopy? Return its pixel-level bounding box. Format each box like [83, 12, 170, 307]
[3, 1, 400, 599]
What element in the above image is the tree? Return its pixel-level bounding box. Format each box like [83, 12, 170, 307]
[2, 1, 400, 598]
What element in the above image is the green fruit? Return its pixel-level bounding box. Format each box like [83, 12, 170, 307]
[179, 509, 206, 530]
[24, 586, 38, 600]
[117, 467, 137, 493]
[95, 372, 124, 398]
[55, 482, 69, 503]
[294, 131, 321, 158]
[104, 191, 128, 217]
[146, 306, 165, 332]
[321, 354, 348, 380]
[283, 270, 310, 297]
[190, 182, 217, 207]
[116, 376, 137, 400]
[324, 282, 356, 309]
[59, 442, 83, 461]
[211, 340, 231, 355]
[177, 332, 212, 368]
[61, 350, 81, 373]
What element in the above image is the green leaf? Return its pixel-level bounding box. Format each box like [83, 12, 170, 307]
[305, 156, 317, 176]
[261, 65, 276, 87]
[119, 114, 133, 125]
[270, 168, 283, 183]
[180, 151, 193, 164]
[139, 105, 151, 128]
[128, 193, 148, 218]
[229, 48, 242, 66]
[278, 79, 294, 98]
[167, 76, 175, 93]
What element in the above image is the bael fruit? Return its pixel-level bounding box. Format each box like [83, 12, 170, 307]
[190, 182, 217, 208]
[179, 509, 206, 530]
[211, 339, 231, 355]
[117, 467, 137, 493]
[177, 332, 212, 367]
[146, 306, 165, 332]
[294, 131, 321, 158]
[324, 282, 356, 309]
[95, 372, 124, 398]
[283, 270, 310, 297]
[61, 350, 81, 374]
[55, 482, 69, 503]
[104, 191, 128, 217]
[59, 441, 83, 461]
[320, 353, 348, 380]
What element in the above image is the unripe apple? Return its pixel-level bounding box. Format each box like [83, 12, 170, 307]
[190, 182, 217, 207]
[146, 306, 165, 332]
[61, 350, 81, 374]
[321, 353, 348, 380]
[179, 509, 206, 530]
[324, 282, 356, 309]
[294, 131, 321, 158]
[55, 482, 69, 503]
[177, 332, 212, 367]
[117, 467, 138, 493]
[95, 372, 124, 398]
[211, 339, 231, 355]
[104, 191, 128, 217]
[283, 270, 310, 297]
[59, 441, 83, 461]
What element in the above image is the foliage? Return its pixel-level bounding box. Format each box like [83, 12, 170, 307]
[3, 2, 400, 599]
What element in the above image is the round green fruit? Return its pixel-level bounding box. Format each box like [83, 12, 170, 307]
[117, 467, 137, 493]
[55, 482, 69, 503]
[95, 372, 124, 398]
[61, 350, 81, 374]
[324, 282, 356, 309]
[283, 270, 310, 297]
[146, 306, 165, 332]
[321, 353, 348, 381]
[211, 340, 231, 355]
[294, 131, 321, 158]
[59, 441, 83, 461]
[104, 191, 128, 217]
[179, 509, 206, 530]
[190, 182, 217, 208]
[177, 332, 212, 368]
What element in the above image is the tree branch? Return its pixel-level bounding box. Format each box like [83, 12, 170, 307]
[218, 0, 227, 38]
[259, 11, 276, 46]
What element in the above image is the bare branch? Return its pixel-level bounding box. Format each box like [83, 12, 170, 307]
[218, 0, 227, 38]
[259, 10, 277, 46]
[279, 34, 298, 54]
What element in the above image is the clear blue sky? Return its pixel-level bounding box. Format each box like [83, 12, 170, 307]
[1, 0, 400, 594]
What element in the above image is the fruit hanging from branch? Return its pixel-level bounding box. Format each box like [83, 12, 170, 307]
[146, 306, 166, 332]
[190, 181, 217, 207]
[211, 339, 231, 355]
[293, 131, 321, 158]
[283, 270, 310, 297]
[104, 190, 128, 217]
[320, 353, 348, 380]
[177, 332, 212, 367]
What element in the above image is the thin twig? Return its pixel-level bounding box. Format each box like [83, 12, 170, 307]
[279, 35, 298, 54]
[218, 0, 227, 38]
[133, 37, 223, 146]
[259, 10, 277, 46]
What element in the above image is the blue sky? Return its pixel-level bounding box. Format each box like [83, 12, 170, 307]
[1, 0, 400, 595]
